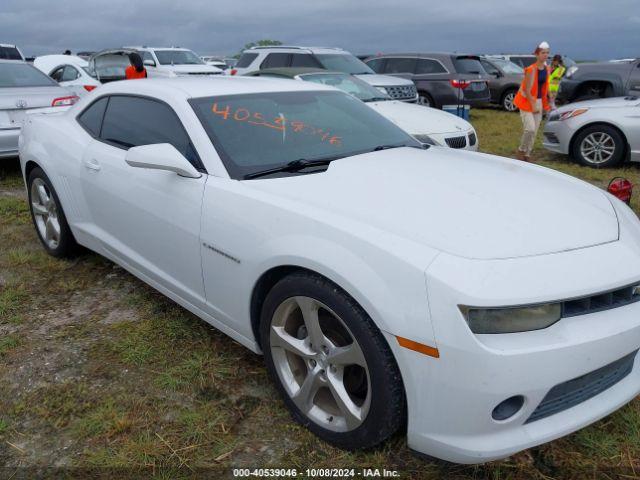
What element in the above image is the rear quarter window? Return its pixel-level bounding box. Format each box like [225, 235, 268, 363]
[77, 97, 109, 137]
[236, 53, 258, 68]
[0, 46, 22, 60]
[415, 59, 447, 74]
[365, 57, 385, 73]
[452, 57, 486, 74]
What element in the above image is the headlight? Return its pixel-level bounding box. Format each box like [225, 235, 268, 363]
[460, 303, 562, 334]
[565, 66, 578, 78]
[559, 108, 588, 121]
[412, 134, 439, 146]
[376, 86, 388, 94]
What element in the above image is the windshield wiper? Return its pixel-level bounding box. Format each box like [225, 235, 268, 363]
[364, 97, 391, 102]
[244, 157, 340, 180]
[372, 143, 429, 152]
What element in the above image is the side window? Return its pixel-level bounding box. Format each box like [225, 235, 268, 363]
[77, 97, 109, 137]
[50, 67, 65, 82]
[480, 60, 499, 75]
[0, 46, 22, 60]
[384, 57, 417, 74]
[365, 57, 386, 73]
[100, 96, 200, 167]
[290, 54, 321, 68]
[141, 51, 155, 66]
[261, 53, 290, 69]
[415, 59, 447, 74]
[236, 53, 258, 68]
[61, 66, 80, 81]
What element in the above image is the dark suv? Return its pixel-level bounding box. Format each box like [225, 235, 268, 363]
[363, 53, 491, 108]
[478, 57, 524, 111]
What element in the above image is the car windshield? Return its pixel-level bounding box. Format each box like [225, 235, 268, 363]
[0, 62, 57, 87]
[491, 58, 523, 74]
[299, 73, 391, 102]
[314, 54, 374, 75]
[190, 90, 418, 179]
[154, 50, 204, 65]
[453, 57, 486, 74]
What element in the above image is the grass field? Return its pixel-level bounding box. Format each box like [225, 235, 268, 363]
[1, 108, 640, 479]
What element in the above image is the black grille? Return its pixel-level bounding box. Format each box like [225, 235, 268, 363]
[384, 84, 417, 101]
[468, 132, 477, 146]
[562, 284, 640, 318]
[544, 132, 560, 144]
[445, 136, 467, 149]
[526, 350, 637, 424]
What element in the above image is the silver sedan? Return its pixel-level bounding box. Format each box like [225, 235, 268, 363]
[1, 60, 77, 159]
[543, 96, 640, 168]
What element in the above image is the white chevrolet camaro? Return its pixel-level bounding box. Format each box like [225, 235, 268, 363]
[18, 77, 640, 464]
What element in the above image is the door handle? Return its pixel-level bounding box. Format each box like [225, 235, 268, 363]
[84, 158, 101, 171]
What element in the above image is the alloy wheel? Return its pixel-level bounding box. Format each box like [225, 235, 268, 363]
[417, 95, 431, 107]
[580, 132, 616, 165]
[30, 178, 61, 250]
[503, 92, 517, 111]
[269, 296, 371, 432]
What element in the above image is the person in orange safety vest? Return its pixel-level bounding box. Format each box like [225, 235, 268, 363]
[125, 52, 147, 80]
[513, 42, 551, 162]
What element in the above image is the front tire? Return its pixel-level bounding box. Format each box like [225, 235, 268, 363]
[260, 272, 405, 450]
[27, 167, 78, 257]
[572, 125, 625, 168]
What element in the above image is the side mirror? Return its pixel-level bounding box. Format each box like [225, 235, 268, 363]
[493, 71, 502, 78]
[125, 143, 202, 179]
[143, 59, 155, 67]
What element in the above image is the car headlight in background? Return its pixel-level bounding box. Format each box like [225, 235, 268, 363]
[413, 134, 439, 146]
[460, 303, 562, 334]
[565, 66, 579, 78]
[376, 86, 389, 95]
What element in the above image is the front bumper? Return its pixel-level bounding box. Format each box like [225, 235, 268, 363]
[390, 236, 640, 464]
[542, 118, 583, 155]
[0, 127, 20, 159]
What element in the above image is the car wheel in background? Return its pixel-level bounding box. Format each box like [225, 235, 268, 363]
[260, 271, 405, 450]
[572, 125, 625, 168]
[501, 89, 518, 112]
[417, 92, 436, 108]
[27, 167, 78, 257]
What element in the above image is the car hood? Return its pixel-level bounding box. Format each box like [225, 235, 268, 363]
[244, 148, 619, 260]
[558, 96, 640, 110]
[355, 73, 414, 87]
[367, 100, 472, 135]
[160, 64, 222, 74]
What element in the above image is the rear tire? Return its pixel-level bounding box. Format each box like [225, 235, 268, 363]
[572, 125, 625, 168]
[417, 92, 436, 108]
[260, 271, 405, 450]
[501, 89, 518, 112]
[27, 167, 78, 257]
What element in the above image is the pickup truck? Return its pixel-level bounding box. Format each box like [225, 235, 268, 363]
[558, 58, 640, 103]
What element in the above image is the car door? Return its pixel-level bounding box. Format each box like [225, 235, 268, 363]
[79, 94, 207, 307]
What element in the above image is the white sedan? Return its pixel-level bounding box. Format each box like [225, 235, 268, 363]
[247, 69, 478, 150]
[543, 96, 640, 167]
[33, 55, 101, 95]
[19, 77, 640, 464]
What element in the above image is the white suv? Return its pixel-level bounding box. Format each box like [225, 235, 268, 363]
[126, 47, 223, 77]
[232, 46, 418, 102]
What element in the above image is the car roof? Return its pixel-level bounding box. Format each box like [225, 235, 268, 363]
[246, 67, 328, 78]
[124, 46, 192, 51]
[0, 43, 18, 48]
[245, 46, 348, 55]
[94, 76, 337, 98]
[368, 52, 479, 59]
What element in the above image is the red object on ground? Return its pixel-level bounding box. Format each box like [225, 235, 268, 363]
[608, 177, 633, 204]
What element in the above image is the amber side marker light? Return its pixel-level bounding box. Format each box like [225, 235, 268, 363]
[396, 336, 440, 358]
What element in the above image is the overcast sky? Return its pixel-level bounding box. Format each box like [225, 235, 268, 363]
[3, 0, 638, 60]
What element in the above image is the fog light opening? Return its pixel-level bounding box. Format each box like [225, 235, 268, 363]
[492, 395, 525, 421]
